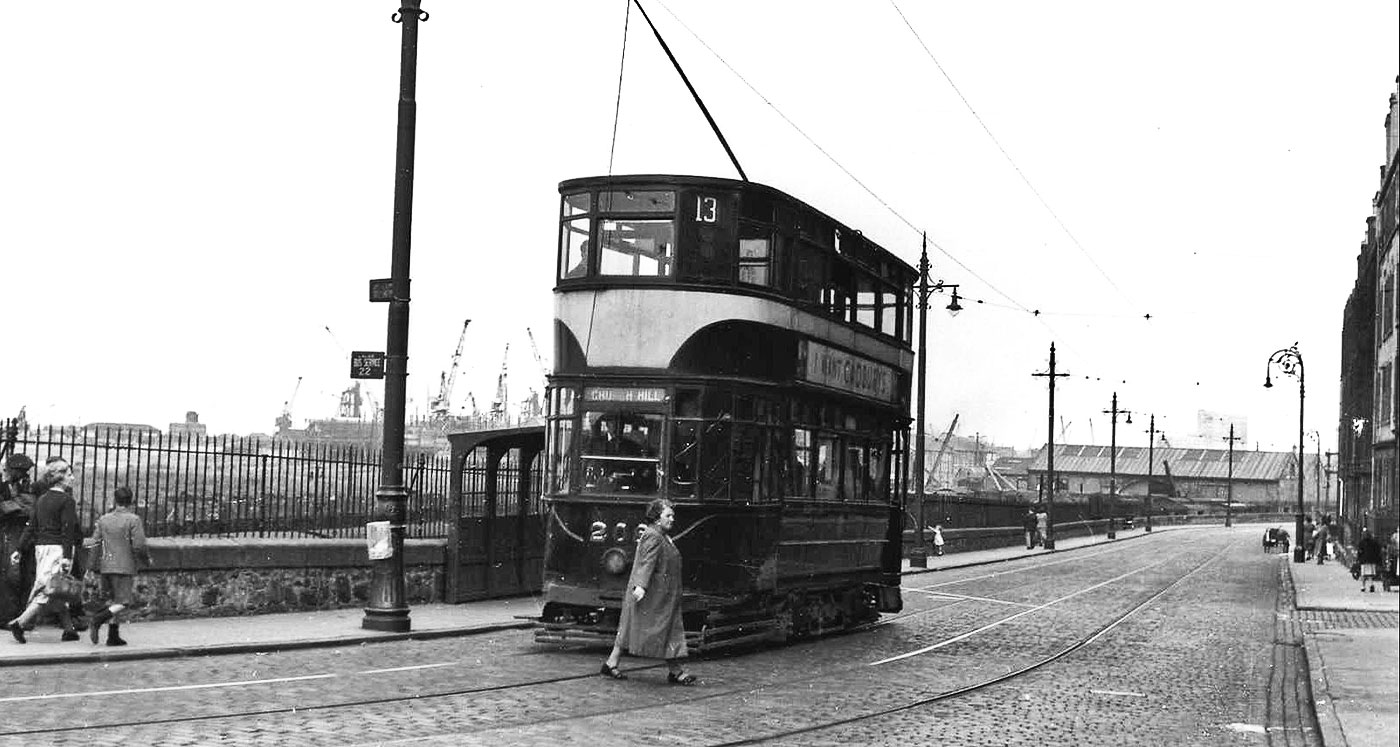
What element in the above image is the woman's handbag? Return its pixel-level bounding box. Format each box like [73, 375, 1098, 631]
[83, 536, 104, 574]
[45, 570, 83, 603]
[1350, 561, 1362, 580]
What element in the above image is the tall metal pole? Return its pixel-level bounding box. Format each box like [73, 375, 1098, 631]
[910, 238, 930, 568]
[1102, 392, 1126, 540]
[364, 0, 426, 633]
[1033, 344, 1068, 550]
[1264, 344, 1306, 563]
[1145, 414, 1155, 533]
[1223, 423, 1240, 528]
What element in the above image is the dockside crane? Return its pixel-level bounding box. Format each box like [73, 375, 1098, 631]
[923, 414, 959, 492]
[429, 320, 471, 421]
[275, 376, 303, 432]
[489, 344, 510, 425]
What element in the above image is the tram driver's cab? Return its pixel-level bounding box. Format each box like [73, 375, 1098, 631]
[580, 410, 662, 494]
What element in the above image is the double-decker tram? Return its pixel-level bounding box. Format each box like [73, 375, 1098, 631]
[535, 174, 916, 651]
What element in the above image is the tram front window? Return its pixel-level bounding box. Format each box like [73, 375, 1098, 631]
[599, 219, 675, 277]
[581, 411, 663, 494]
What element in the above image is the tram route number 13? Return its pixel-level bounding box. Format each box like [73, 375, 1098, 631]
[590, 521, 647, 544]
[696, 196, 718, 223]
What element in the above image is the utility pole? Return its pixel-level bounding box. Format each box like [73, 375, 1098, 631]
[1101, 392, 1131, 540]
[1223, 424, 1241, 528]
[1033, 343, 1069, 549]
[909, 235, 961, 568]
[1324, 451, 1337, 520]
[364, 0, 427, 633]
[1145, 414, 1156, 533]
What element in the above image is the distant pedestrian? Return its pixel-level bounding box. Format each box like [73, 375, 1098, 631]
[1023, 509, 1038, 549]
[1314, 521, 1331, 565]
[932, 524, 945, 557]
[87, 486, 150, 646]
[600, 498, 696, 685]
[1301, 518, 1316, 561]
[1035, 508, 1049, 547]
[1355, 528, 1383, 593]
[6, 458, 81, 643]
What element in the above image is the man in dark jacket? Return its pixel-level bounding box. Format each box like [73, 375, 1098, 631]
[0, 454, 36, 624]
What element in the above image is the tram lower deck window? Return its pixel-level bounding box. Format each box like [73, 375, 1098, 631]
[581, 411, 663, 494]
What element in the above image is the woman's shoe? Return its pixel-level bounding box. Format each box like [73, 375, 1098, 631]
[667, 671, 698, 686]
[60, 630, 80, 642]
[6, 621, 25, 644]
[599, 663, 627, 680]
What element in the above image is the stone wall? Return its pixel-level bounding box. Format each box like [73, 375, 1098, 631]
[80, 538, 448, 621]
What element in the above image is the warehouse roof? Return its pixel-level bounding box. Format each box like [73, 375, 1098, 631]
[1026, 444, 1296, 483]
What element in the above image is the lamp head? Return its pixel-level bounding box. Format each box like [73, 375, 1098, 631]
[946, 290, 962, 316]
[1125, 412, 1133, 425]
[1263, 373, 1273, 389]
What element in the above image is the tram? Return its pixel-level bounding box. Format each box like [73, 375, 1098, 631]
[535, 174, 916, 651]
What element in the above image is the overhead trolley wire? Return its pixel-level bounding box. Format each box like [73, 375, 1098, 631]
[607, 0, 633, 176]
[886, 0, 1140, 316]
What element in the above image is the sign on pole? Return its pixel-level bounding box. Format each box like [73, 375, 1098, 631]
[351, 351, 387, 380]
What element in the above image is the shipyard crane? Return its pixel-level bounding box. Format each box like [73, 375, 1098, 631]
[923, 414, 959, 491]
[526, 327, 550, 384]
[275, 376, 303, 432]
[488, 344, 511, 425]
[429, 320, 471, 420]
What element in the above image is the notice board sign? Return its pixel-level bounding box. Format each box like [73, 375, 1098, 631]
[350, 351, 386, 380]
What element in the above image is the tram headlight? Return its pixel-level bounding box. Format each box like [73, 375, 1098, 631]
[602, 547, 629, 575]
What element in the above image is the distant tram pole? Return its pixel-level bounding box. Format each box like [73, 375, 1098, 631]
[364, 0, 427, 633]
[1033, 344, 1069, 550]
[1223, 423, 1241, 528]
[909, 239, 932, 568]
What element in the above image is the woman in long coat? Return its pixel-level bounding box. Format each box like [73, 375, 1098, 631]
[600, 498, 696, 685]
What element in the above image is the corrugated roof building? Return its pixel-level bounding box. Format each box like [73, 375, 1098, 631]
[1027, 444, 1300, 509]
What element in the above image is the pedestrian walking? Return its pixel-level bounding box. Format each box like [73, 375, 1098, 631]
[932, 524, 946, 557]
[1023, 508, 1038, 549]
[1301, 518, 1316, 561]
[600, 498, 696, 685]
[86, 486, 150, 646]
[1355, 528, 1383, 593]
[6, 457, 81, 643]
[1314, 520, 1331, 565]
[0, 454, 36, 624]
[1035, 507, 1049, 547]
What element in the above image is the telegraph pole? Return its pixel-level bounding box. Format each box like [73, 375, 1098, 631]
[1223, 423, 1241, 528]
[1033, 344, 1069, 549]
[1145, 414, 1156, 532]
[1102, 392, 1130, 540]
[364, 0, 427, 633]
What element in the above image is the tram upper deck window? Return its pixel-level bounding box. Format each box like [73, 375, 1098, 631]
[599, 190, 675, 213]
[581, 411, 663, 495]
[559, 193, 591, 280]
[738, 237, 771, 287]
[599, 219, 675, 277]
[855, 276, 878, 329]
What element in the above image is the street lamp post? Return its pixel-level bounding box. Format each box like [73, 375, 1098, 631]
[909, 234, 960, 569]
[1264, 344, 1307, 564]
[364, 0, 428, 632]
[1102, 393, 1132, 540]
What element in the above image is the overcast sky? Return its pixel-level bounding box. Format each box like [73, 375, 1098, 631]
[2, 1, 1396, 454]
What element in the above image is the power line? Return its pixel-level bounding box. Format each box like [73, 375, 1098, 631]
[886, 0, 1139, 315]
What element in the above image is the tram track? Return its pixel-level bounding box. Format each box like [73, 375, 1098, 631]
[0, 533, 1229, 744]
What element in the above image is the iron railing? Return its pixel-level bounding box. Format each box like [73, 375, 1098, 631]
[2, 421, 452, 538]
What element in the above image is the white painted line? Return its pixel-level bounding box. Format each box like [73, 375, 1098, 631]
[1089, 689, 1146, 697]
[360, 662, 459, 675]
[0, 673, 338, 703]
[901, 587, 1038, 609]
[870, 554, 1179, 666]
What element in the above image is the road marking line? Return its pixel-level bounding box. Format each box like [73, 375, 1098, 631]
[1089, 689, 1146, 697]
[0, 673, 338, 703]
[360, 662, 458, 675]
[870, 554, 1179, 666]
[902, 588, 1038, 608]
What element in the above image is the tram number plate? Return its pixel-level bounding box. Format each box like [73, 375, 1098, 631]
[590, 521, 646, 544]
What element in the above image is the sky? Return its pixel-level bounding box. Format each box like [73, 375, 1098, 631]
[2, 1, 1397, 455]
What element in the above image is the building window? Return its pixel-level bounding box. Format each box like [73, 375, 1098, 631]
[1380, 261, 1395, 342]
[1379, 364, 1393, 427]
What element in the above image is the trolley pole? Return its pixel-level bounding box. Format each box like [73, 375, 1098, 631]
[1033, 344, 1069, 550]
[1145, 414, 1156, 533]
[1223, 424, 1241, 528]
[1102, 392, 1130, 540]
[364, 0, 427, 633]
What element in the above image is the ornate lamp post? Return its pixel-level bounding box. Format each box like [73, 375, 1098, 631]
[909, 233, 961, 568]
[1145, 414, 1157, 533]
[1264, 344, 1306, 564]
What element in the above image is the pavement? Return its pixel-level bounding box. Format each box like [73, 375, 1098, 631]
[0, 524, 1393, 747]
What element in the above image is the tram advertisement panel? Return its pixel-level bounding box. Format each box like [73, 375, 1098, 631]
[799, 340, 894, 402]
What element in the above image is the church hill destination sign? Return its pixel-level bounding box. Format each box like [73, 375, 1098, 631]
[800, 340, 895, 403]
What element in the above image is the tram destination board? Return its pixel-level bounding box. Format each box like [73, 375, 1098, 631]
[350, 351, 386, 380]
